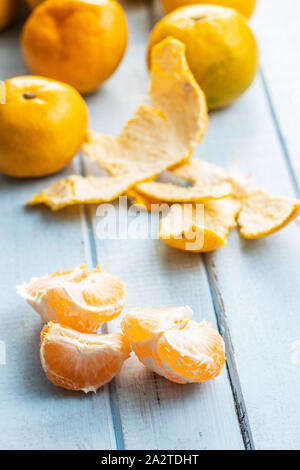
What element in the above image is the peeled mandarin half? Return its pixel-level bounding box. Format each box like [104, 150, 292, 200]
[17, 265, 127, 333]
[121, 307, 225, 384]
[40, 322, 131, 393]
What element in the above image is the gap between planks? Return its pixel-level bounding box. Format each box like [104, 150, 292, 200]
[79, 156, 126, 450]
[203, 254, 255, 450]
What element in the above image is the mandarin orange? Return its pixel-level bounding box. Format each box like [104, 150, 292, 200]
[122, 307, 225, 384]
[21, 0, 128, 94]
[40, 322, 131, 392]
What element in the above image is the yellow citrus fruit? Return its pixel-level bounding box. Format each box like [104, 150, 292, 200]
[25, 0, 43, 9]
[121, 307, 225, 384]
[161, 0, 256, 18]
[0, 75, 88, 178]
[40, 322, 131, 392]
[21, 0, 128, 94]
[0, 0, 18, 31]
[148, 5, 259, 109]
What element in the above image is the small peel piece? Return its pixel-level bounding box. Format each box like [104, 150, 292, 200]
[29, 37, 208, 211]
[238, 190, 300, 239]
[136, 159, 232, 203]
[159, 198, 241, 252]
[17, 265, 128, 333]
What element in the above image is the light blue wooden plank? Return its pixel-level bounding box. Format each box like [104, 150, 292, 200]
[0, 28, 116, 450]
[82, 2, 245, 450]
[198, 76, 300, 449]
[253, 0, 300, 188]
[0, 169, 118, 450]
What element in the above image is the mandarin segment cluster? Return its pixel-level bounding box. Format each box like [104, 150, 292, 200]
[18, 265, 226, 392]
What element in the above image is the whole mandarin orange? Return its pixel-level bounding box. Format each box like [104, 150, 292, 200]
[160, 0, 257, 18]
[0, 76, 88, 178]
[148, 5, 258, 109]
[21, 0, 128, 94]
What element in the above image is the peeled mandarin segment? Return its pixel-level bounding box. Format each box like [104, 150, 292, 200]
[122, 307, 225, 384]
[157, 320, 226, 383]
[238, 190, 300, 239]
[17, 264, 89, 300]
[17, 265, 128, 333]
[136, 159, 232, 202]
[159, 198, 241, 252]
[121, 306, 193, 344]
[40, 322, 131, 393]
[29, 37, 207, 210]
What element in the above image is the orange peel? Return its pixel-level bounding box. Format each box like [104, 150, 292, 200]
[40, 322, 131, 393]
[121, 307, 225, 384]
[18, 265, 127, 333]
[127, 188, 165, 212]
[29, 37, 207, 210]
[159, 198, 241, 252]
[136, 159, 232, 203]
[28, 175, 133, 211]
[238, 190, 300, 239]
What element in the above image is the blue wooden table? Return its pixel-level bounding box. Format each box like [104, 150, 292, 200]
[0, 0, 299, 450]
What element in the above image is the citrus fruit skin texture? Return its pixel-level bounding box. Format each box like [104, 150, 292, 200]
[40, 322, 131, 393]
[148, 5, 259, 109]
[18, 265, 127, 333]
[0, 0, 18, 31]
[0, 75, 88, 178]
[161, 0, 256, 18]
[122, 307, 226, 384]
[21, 0, 128, 94]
